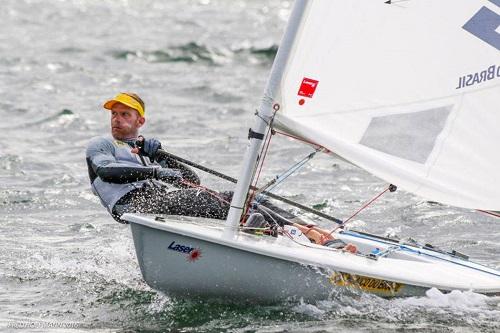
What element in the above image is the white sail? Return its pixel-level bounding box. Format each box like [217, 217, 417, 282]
[274, 0, 500, 210]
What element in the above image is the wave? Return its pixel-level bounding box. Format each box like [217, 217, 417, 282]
[0, 108, 86, 131]
[23, 108, 75, 126]
[111, 41, 278, 65]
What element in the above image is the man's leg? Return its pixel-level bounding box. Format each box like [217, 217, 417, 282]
[112, 187, 154, 223]
[157, 188, 230, 219]
[113, 186, 230, 221]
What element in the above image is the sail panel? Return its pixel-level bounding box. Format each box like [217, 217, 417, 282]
[274, 0, 500, 210]
[359, 106, 452, 164]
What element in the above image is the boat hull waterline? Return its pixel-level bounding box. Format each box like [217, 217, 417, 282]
[124, 213, 500, 302]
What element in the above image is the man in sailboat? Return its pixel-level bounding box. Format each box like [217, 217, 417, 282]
[85, 92, 356, 252]
[85, 92, 232, 223]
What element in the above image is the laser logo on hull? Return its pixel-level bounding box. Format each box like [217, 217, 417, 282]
[168, 241, 203, 262]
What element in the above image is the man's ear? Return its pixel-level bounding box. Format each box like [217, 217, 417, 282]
[137, 116, 146, 127]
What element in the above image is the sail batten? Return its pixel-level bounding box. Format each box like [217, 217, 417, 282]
[275, 0, 500, 210]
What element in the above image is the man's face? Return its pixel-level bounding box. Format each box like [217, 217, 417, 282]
[110, 103, 145, 140]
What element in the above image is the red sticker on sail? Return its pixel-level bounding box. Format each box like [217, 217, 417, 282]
[298, 77, 319, 98]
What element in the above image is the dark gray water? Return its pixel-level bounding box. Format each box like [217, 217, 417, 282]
[1, 1, 499, 332]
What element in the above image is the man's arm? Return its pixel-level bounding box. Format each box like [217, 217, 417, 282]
[86, 137, 156, 184]
[137, 136, 201, 185]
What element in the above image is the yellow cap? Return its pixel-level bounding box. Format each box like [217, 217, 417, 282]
[103, 93, 145, 117]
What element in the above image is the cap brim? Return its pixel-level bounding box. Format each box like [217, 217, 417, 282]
[103, 100, 117, 110]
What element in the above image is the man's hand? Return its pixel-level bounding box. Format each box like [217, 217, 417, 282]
[133, 136, 162, 161]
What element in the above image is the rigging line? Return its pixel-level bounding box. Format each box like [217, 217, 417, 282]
[246, 126, 273, 210]
[329, 184, 396, 235]
[257, 150, 318, 194]
[255, 148, 322, 201]
[250, 117, 274, 188]
[180, 179, 231, 205]
[477, 210, 500, 219]
[242, 110, 278, 223]
[273, 129, 325, 149]
[255, 109, 273, 125]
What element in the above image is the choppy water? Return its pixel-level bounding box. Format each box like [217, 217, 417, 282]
[1, 1, 499, 332]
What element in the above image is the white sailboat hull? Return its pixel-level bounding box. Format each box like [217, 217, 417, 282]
[131, 222, 336, 301]
[124, 213, 500, 302]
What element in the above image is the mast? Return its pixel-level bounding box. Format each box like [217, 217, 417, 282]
[225, 0, 308, 229]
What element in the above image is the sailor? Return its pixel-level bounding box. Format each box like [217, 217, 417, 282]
[85, 92, 231, 223]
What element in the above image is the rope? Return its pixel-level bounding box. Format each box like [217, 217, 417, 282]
[329, 184, 396, 235]
[477, 210, 500, 219]
[242, 112, 277, 223]
[273, 129, 327, 151]
[180, 179, 231, 205]
[245, 132, 272, 212]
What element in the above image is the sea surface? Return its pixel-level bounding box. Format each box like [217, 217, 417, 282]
[0, 1, 499, 332]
